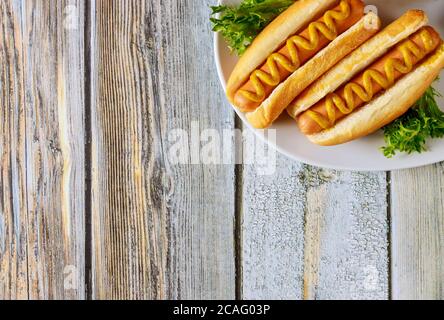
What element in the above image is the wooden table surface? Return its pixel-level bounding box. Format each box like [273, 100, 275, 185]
[0, 0, 443, 300]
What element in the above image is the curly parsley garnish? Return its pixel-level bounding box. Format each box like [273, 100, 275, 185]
[210, 0, 294, 56]
[382, 84, 444, 158]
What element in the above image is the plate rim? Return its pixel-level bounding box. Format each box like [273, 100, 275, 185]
[213, 1, 444, 172]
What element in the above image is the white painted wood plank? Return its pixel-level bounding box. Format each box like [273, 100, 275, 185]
[242, 148, 306, 300]
[303, 170, 389, 300]
[391, 164, 444, 300]
[242, 135, 389, 299]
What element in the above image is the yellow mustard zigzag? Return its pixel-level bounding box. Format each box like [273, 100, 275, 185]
[305, 28, 434, 130]
[238, 0, 352, 103]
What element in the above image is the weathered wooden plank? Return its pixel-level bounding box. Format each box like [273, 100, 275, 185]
[242, 150, 306, 300]
[0, 0, 86, 300]
[90, 0, 236, 299]
[0, 0, 28, 300]
[303, 170, 389, 300]
[391, 164, 444, 300]
[242, 139, 389, 299]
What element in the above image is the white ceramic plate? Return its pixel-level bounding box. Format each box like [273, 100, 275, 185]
[214, 0, 444, 171]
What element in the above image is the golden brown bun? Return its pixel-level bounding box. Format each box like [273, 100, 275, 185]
[226, 0, 340, 104]
[246, 13, 380, 129]
[287, 9, 429, 118]
[307, 44, 444, 146]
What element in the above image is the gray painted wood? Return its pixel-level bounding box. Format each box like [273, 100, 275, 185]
[242, 133, 389, 299]
[391, 165, 444, 300]
[89, 0, 236, 299]
[0, 0, 86, 300]
[242, 135, 389, 300]
[242, 143, 306, 300]
[302, 170, 389, 300]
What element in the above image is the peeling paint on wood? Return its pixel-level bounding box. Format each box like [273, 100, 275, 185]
[242, 150, 306, 300]
[242, 140, 389, 300]
[303, 170, 389, 300]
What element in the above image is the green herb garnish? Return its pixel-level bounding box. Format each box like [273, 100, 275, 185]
[210, 0, 294, 56]
[382, 84, 444, 158]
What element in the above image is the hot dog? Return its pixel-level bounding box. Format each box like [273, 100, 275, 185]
[233, 0, 365, 112]
[287, 10, 429, 118]
[226, 0, 381, 129]
[291, 11, 444, 146]
[298, 27, 442, 135]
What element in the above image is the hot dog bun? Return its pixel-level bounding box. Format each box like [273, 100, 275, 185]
[225, 0, 380, 129]
[246, 12, 380, 128]
[233, 0, 365, 112]
[298, 26, 442, 135]
[226, 0, 339, 104]
[287, 9, 429, 118]
[306, 43, 444, 146]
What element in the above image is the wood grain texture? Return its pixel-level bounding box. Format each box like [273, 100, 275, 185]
[303, 170, 389, 300]
[1, 0, 443, 301]
[242, 139, 390, 300]
[0, 0, 86, 300]
[391, 164, 444, 300]
[90, 0, 236, 299]
[0, 0, 28, 300]
[242, 147, 306, 300]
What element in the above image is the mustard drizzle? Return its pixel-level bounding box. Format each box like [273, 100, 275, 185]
[305, 29, 435, 130]
[238, 0, 352, 103]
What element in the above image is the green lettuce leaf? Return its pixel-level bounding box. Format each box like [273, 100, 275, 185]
[382, 83, 444, 158]
[210, 0, 294, 56]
